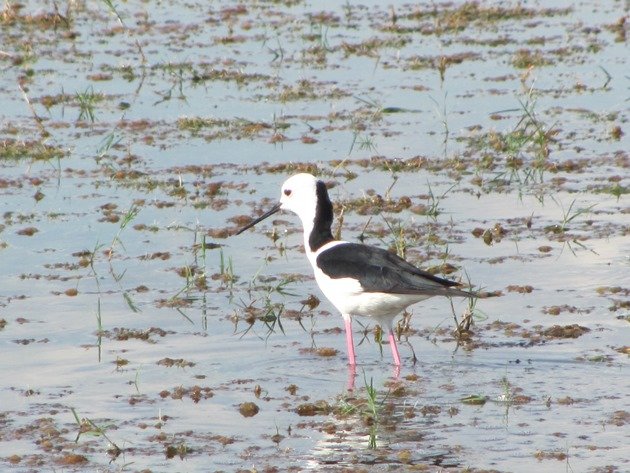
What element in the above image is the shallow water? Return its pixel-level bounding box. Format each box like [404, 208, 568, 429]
[0, 0, 628, 471]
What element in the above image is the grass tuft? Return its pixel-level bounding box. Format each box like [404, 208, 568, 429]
[0, 139, 66, 161]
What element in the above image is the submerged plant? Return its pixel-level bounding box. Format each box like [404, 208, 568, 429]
[473, 85, 558, 192]
[232, 262, 297, 341]
[109, 203, 141, 259]
[0, 139, 66, 161]
[76, 86, 103, 123]
[451, 273, 486, 339]
[426, 181, 457, 220]
[554, 197, 596, 234]
[336, 374, 389, 449]
[218, 248, 237, 290]
[100, 0, 124, 26]
[543, 197, 597, 256]
[71, 408, 122, 459]
[348, 96, 386, 155]
[95, 297, 103, 362]
[430, 93, 450, 158]
[364, 375, 380, 449]
[96, 131, 122, 160]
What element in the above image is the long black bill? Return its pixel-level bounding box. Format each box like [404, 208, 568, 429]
[234, 203, 282, 235]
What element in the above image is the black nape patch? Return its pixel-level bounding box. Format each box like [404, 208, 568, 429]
[309, 180, 334, 252]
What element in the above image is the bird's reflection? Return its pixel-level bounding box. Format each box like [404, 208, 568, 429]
[345, 362, 401, 391]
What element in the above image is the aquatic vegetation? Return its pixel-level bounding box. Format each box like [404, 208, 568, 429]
[334, 374, 390, 449]
[71, 408, 122, 459]
[75, 86, 104, 123]
[512, 49, 551, 69]
[402, 2, 571, 33]
[466, 85, 560, 192]
[0, 139, 66, 161]
[0, 0, 627, 471]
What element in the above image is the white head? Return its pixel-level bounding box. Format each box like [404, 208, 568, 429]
[234, 173, 327, 237]
[234, 173, 335, 254]
[279, 173, 319, 222]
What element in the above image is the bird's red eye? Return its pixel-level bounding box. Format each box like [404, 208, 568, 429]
[284, 189, 292, 196]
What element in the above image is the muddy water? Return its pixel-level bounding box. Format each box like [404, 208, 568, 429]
[0, 0, 628, 471]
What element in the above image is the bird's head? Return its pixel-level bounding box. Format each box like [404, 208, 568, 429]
[234, 173, 323, 235]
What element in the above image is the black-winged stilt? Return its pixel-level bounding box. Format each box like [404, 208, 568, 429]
[235, 173, 472, 366]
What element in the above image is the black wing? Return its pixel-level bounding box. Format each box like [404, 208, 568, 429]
[316, 243, 469, 296]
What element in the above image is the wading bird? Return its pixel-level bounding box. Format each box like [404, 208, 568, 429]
[235, 173, 472, 366]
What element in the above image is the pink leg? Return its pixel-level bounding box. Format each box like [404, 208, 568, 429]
[346, 363, 357, 391]
[388, 328, 401, 366]
[344, 317, 356, 366]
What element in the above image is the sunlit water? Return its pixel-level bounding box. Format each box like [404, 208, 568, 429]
[0, 0, 628, 471]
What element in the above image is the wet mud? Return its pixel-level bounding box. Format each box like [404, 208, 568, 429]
[0, 0, 628, 472]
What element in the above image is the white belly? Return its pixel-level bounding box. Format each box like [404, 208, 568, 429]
[313, 269, 429, 324]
